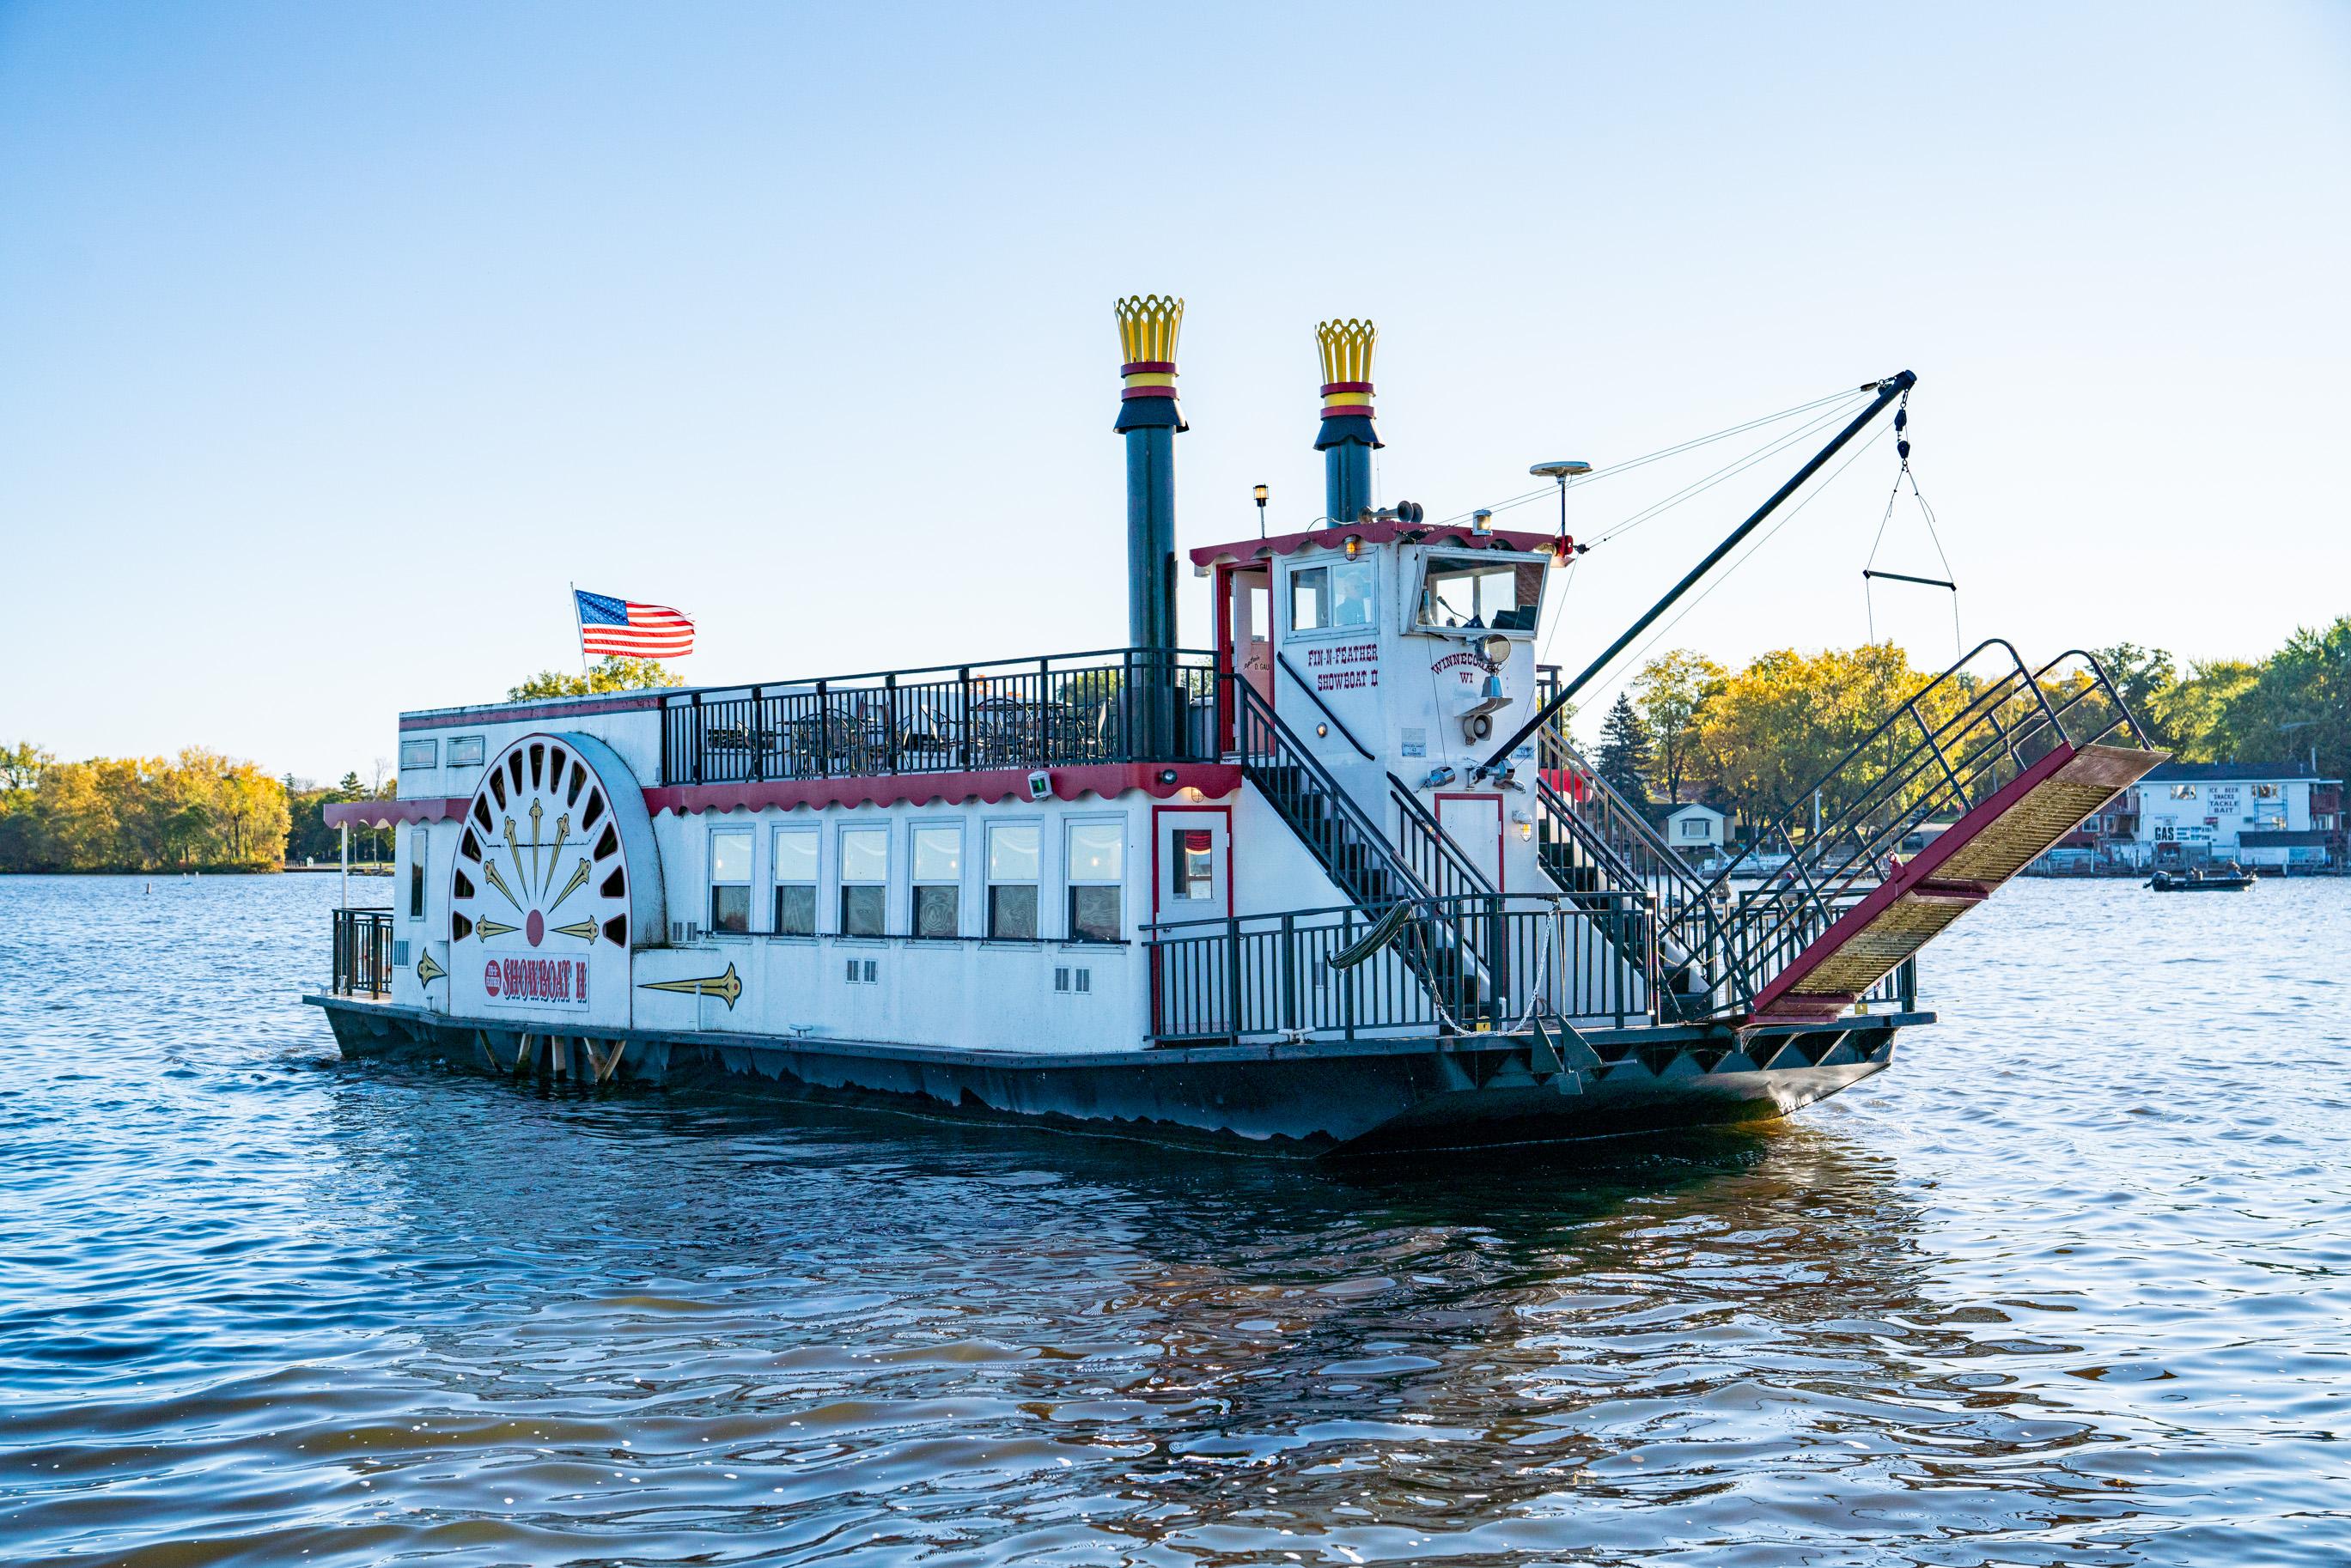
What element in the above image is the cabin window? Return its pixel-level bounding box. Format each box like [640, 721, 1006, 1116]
[1172, 829, 1215, 901]
[2169, 784, 2198, 800]
[399, 738, 437, 770]
[838, 826, 888, 938]
[408, 827, 429, 917]
[2252, 782, 2279, 799]
[1331, 560, 1376, 628]
[1064, 821, 1124, 943]
[709, 829, 752, 933]
[986, 823, 1039, 939]
[1415, 554, 1544, 632]
[1289, 566, 1329, 632]
[911, 824, 961, 939]
[447, 735, 486, 768]
[772, 826, 818, 936]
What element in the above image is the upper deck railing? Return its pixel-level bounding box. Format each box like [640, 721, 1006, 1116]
[661, 647, 1221, 787]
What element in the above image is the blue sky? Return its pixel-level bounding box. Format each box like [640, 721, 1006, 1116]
[3, 3, 2346, 781]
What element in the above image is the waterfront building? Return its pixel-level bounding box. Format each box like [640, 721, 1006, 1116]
[2057, 761, 2342, 871]
[1662, 803, 1727, 860]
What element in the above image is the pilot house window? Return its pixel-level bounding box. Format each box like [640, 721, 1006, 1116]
[1416, 555, 1544, 632]
[1289, 561, 1375, 634]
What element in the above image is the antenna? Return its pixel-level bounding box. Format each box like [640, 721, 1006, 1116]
[1529, 459, 1591, 543]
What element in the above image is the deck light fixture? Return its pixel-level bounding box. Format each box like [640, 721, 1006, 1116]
[1513, 810, 1534, 842]
[1254, 483, 1269, 538]
[1343, 534, 1361, 560]
[1471, 507, 1493, 534]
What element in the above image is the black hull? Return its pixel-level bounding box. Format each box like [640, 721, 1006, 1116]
[308, 995, 1916, 1158]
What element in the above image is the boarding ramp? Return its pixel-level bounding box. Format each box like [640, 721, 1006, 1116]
[1663, 641, 2164, 1021]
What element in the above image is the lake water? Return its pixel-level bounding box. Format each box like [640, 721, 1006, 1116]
[3, 872, 2347, 1566]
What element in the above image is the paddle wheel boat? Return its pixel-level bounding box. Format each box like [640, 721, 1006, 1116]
[310, 300, 2165, 1154]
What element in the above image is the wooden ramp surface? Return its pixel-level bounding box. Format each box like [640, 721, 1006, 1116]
[1748, 743, 2165, 1021]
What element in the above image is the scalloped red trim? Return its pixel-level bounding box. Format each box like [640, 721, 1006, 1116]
[642, 763, 1240, 817]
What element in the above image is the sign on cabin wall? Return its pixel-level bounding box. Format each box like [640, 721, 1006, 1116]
[1304, 641, 1380, 691]
[1430, 648, 1500, 684]
[482, 955, 592, 1008]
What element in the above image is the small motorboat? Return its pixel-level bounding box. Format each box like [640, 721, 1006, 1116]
[2147, 864, 2257, 892]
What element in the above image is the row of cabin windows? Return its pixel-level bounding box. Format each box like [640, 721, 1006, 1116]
[707, 821, 1125, 943]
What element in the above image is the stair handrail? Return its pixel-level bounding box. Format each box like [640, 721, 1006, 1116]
[1227, 675, 1436, 909]
[1678, 640, 2153, 1002]
[1537, 725, 1717, 905]
[1386, 773, 1495, 900]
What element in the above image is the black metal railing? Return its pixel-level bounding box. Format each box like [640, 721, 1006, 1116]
[1388, 775, 1495, 903]
[1533, 728, 1714, 911]
[1675, 640, 2150, 1008]
[1230, 678, 1431, 913]
[332, 908, 394, 996]
[661, 647, 1220, 786]
[1147, 892, 1656, 1042]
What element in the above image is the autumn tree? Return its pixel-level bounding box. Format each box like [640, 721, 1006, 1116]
[1631, 650, 1726, 805]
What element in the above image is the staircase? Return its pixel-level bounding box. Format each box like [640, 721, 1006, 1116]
[1227, 678, 1494, 1023]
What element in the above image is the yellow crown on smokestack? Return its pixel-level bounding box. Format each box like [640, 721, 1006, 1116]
[1116, 294, 1184, 365]
[1316, 318, 1376, 386]
[1114, 295, 1186, 432]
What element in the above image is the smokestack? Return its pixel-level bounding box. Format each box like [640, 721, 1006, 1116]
[1114, 295, 1185, 651]
[1314, 318, 1380, 525]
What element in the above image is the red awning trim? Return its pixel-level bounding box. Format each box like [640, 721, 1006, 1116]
[643, 763, 1240, 817]
[1190, 519, 1557, 571]
[323, 797, 472, 830]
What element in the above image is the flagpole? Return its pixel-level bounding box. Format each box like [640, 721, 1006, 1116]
[570, 581, 588, 678]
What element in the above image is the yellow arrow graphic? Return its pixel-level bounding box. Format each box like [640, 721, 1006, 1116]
[551, 919, 600, 942]
[415, 951, 447, 984]
[480, 859, 523, 913]
[638, 963, 742, 1010]
[542, 813, 569, 898]
[546, 856, 592, 915]
[475, 918, 519, 939]
[502, 817, 531, 903]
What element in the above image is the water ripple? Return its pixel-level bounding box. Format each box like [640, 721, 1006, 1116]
[2, 873, 2348, 1565]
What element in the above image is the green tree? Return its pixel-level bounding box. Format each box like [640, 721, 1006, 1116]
[1631, 649, 1726, 804]
[2213, 616, 2350, 781]
[2150, 659, 2260, 762]
[509, 657, 685, 700]
[2091, 642, 2178, 747]
[1596, 694, 1653, 807]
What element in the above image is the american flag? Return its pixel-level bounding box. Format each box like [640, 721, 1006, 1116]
[575, 590, 695, 659]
